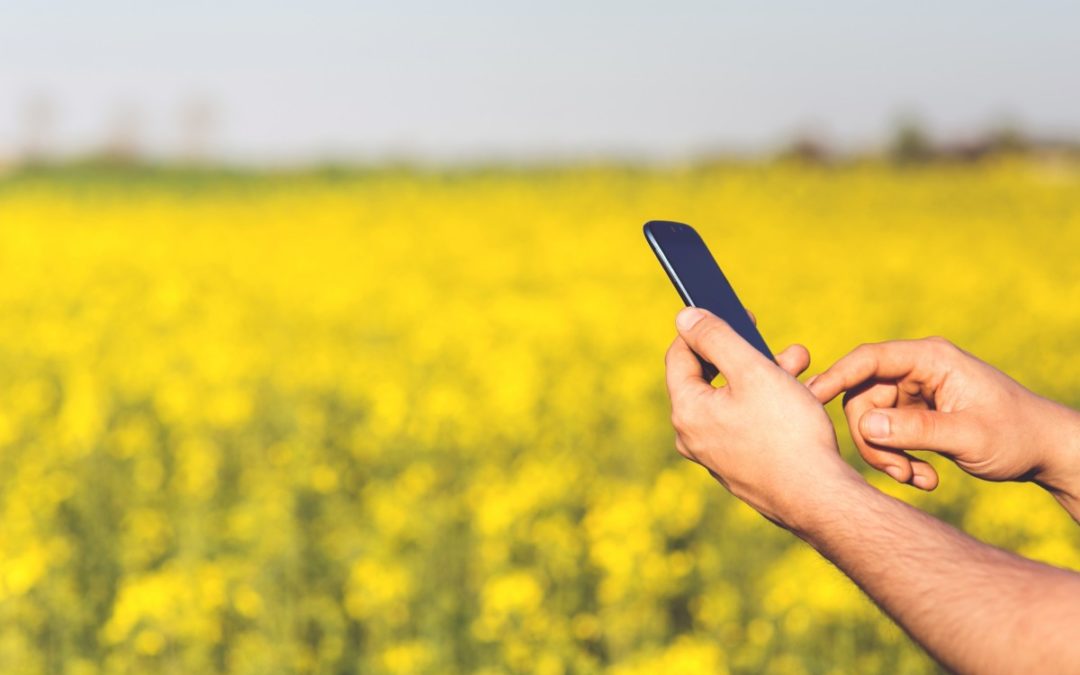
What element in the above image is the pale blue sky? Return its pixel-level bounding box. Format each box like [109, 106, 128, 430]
[1, 1, 1078, 162]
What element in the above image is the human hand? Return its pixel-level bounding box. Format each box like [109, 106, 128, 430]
[665, 307, 863, 531]
[807, 338, 1080, 508]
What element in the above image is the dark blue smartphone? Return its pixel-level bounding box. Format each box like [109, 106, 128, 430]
[643, 220, 774, 380]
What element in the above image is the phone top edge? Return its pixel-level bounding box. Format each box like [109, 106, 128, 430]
[643, 221, 694, 307]
[642, 219, 775, 363]
[643, 220, 693, 236]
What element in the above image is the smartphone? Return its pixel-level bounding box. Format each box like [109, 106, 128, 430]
[643, 220, 774, 379]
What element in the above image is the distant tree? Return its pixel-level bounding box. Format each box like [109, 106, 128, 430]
[99, 101, 143, 165]
[985, 123, 1028, 156]
[19, 93, 56, 165]
[889, 115, 933, 165]
[178, 95, 217, 165]
[778, 132, 831, 165]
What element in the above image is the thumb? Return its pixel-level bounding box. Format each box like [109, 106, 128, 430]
[775, 344, 810, 378]
[859, 408, 978, 457]
[675, 307, 765, 383]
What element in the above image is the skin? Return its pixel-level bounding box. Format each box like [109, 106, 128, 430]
[665, 307, 1080, 674]
[806, 336, 1080, 521]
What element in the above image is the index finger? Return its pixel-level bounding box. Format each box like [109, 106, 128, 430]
[665, 336, 712, 404]
[808, 340, 928, 403]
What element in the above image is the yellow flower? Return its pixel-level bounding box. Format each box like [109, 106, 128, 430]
[0, 161, 1076, 673]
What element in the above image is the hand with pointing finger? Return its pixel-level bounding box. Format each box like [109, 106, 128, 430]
[808, 337, 1080, 520]
[665, 307, 864, 531]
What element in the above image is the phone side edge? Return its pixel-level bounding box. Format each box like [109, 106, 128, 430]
[643, 221, 694, 308]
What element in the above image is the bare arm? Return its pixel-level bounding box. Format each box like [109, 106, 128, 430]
[663, 310, 1080, 674]
[799, 474, 1080, 674]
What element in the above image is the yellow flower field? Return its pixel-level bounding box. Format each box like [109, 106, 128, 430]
[0, 160, 1077, 673]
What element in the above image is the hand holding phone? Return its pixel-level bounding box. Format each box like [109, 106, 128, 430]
[644, 220, 773, 380]
[655, 223, 842, 532]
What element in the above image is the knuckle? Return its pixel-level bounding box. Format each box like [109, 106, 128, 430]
[671, 390, 712, 434]
[670, 405, 694, 434]
[669, 409, 685, 432]
[851, 342, 878, 365]
[851, 439, 885, 463]
[861, 453, 890, 470]
[916, 411, 938, 440]
[924, 335, 958, 354]
[663, 341, 679, 368]
[694, 320, 722, 345]
[674, 437, 695, 461]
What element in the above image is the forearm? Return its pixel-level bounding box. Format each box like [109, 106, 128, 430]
[794, 475, 1080, 674]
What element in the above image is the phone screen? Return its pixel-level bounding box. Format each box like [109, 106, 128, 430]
[644, 220, 774, 368]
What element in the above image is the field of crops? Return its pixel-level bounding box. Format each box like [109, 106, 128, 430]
[0, 160, 1077, 674]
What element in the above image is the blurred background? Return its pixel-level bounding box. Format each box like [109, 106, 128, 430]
[0, 2, 1078, 674]
[4, 0, 1080, 165]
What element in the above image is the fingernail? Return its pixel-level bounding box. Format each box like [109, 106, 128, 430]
[912, 474, 933, 490]
[864, 411, 891, 439]
[676, 307, 705, 331]
[884, 466, 904, 482]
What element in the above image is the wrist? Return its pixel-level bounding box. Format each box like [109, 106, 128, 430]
[780, 459, 869, 539]
[1031, 403, 1080, 512]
